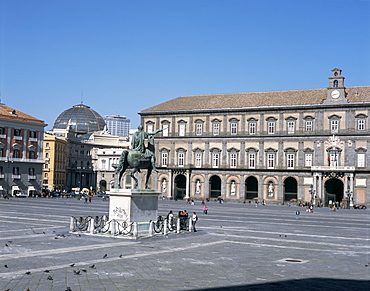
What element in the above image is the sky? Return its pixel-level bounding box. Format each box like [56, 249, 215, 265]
[1, 0, 369, 130]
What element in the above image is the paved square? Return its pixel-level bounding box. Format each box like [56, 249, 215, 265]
[0, 197, 369, 290]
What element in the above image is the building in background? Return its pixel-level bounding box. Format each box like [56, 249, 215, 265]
[136, 69, 370, 206]
[0, 103, 46, 196]
[105, 115, 130, 137]
[42, 132, 68, 193]
[46, 103, 129, 193]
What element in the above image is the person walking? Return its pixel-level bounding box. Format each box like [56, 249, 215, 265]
[191, 212, 198, 232]
[295, 210, 300, 219]
[203, 205, 208, 215]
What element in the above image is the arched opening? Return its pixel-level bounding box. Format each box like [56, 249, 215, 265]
[99, 180, 107, 192]
[325, 178, 343, 206]
[209, 175, 221, 198]
[174, 174, 186, 200]
[284, 177, 297, 202]
[245, 176, 258, 200]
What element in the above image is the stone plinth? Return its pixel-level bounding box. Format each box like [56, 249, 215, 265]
[107, 189, 159, 223]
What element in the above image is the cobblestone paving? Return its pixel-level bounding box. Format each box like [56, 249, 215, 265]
[0, 197, 369, 290]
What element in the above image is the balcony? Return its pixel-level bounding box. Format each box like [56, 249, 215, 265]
[0, 134, 6, 139]
[0, 174, 4, 179]
[14, 136, 22, 141]
[12, 174, 21, 180]
[29, 137, 38, 142]
[311, 166, 355, 172]
[28, 175, 36, 180]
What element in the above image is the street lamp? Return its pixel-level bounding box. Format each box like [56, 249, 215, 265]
[346, 186, 352, 209]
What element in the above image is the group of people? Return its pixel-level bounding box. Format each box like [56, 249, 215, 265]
[166, 210, 198, 232]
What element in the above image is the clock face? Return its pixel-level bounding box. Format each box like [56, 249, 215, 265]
[331, 90, 340, 99]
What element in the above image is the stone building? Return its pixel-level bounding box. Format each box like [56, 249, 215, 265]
[0, 103, 46, 196]
[133, 69, 369, 206]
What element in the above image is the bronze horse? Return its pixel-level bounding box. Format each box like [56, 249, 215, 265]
[115, 136, 155, 189]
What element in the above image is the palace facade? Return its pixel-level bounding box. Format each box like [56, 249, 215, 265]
[133, 69, 370, 206]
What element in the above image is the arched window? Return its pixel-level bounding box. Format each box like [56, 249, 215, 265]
[334, 80, 338, 88]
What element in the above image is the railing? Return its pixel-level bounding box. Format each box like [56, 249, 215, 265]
[70, 215, 195, 238]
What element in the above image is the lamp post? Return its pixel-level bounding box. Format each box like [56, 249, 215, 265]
[345, 186, 352, 209]
[5, 153, 13, 198]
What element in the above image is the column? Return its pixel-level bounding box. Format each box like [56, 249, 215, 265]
[169, 170, 173, 199]
[185, 170, 190, 199]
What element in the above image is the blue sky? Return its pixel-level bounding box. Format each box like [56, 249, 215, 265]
[1, 0, 369, 130]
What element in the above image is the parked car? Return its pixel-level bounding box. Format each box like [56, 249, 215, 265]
[15, 192, 28, 198]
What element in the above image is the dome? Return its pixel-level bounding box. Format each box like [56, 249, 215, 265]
[53, 104, 106, 134]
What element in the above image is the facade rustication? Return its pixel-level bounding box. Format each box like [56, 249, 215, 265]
[134, 69, 369, 206]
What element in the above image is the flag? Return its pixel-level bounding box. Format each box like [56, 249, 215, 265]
[327, 151, 330, 162]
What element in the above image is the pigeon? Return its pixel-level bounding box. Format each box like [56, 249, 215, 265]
[5, 244, 9, 247]
[69, 263, 75, 267]
[103, 254, 108, 258]
[81, 269, 87, 272]
[44, 270, 50, 273]
[119, 254, 123, 258]
[25, 271, 31, 275]
[73, 269, 80, 275]
[89, 264, 95, 268]
[8, 241, 12, 243]
[65, 287, 72, 291]
[47, 275, 53, 280]
[4, 264, 8, 268]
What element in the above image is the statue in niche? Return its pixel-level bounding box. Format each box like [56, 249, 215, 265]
[230, 181, 236, 195]
[268, 182, 274, 197]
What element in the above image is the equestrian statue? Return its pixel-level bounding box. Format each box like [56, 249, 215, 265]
[115, 125, 164, 189]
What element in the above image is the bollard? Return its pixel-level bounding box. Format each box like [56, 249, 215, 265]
[164, 218, 168, 235]
[148, 220, 154, 237]
[188, 217, 192, 232]
[176, 218, 180, 233]
[110, 219, 116, 235]
[69, 217, 75, 232]
[133, 222, 138, 238]
[88, 217, 94, 234]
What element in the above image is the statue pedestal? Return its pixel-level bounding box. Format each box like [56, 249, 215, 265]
[107, 189, 159, 223]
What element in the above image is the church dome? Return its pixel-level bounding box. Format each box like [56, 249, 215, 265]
[53, 104, 106, 134]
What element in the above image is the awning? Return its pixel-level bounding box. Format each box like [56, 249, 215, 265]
[28, 186, 35, 190]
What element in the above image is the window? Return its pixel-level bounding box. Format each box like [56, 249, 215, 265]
[29, 131, 37, 138]
[147, 124, 153, 133]
[287, 121, 295, 134]
[305, 121, 313, 131]
[212, 152, 220, 168]
[196, 123, 203, 136]
[178, 152, 185, 167]
[268, 122, 275, 134]
[357, 119, 365, 131]
[230, 123, 237, 135]
[29, 168, 35, 175]
[162, 124, 169, 136]
[101, 159, 106, 169]
[230, 152, 237, 168]
[330, 120, 339, 132]
[334, 80, 338, 87]
[195, 152, 202, 168]
[161, 152, 168, 167]
[213, 123, 220, 136]
[29, 150, 36, 159]
[13, 167, 20, 175]
[287, 153, 295, 169]
[13, 149, 21, 158]
[45, 143, 49, 149]
[179, 124, 186, 136]
[0, 127, 4, 134]
[267, 153, 275, 169]
[249, 153, 256, 168]
[305, 153, 313, 167]
[249, 122, 256, 134]
[357, 153, 365, 167]
[14, 129, 21, 136]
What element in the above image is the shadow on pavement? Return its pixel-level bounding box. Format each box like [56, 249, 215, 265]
[193, 278, 370, 291]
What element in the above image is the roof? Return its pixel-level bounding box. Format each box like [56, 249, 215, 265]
[0, 103, 46, 125]
[141, 86, 370, 113]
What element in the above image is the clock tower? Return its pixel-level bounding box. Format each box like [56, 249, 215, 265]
[325, 68, 347, 103]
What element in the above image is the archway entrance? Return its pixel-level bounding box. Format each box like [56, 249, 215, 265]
[284, 177, 297, 202]
[325, 178, 343, 206]
[245, 176, 258, 200]
[209, 175, 221, 198]
[99, 180, 107, 192]
[174, 174, 186, 200]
